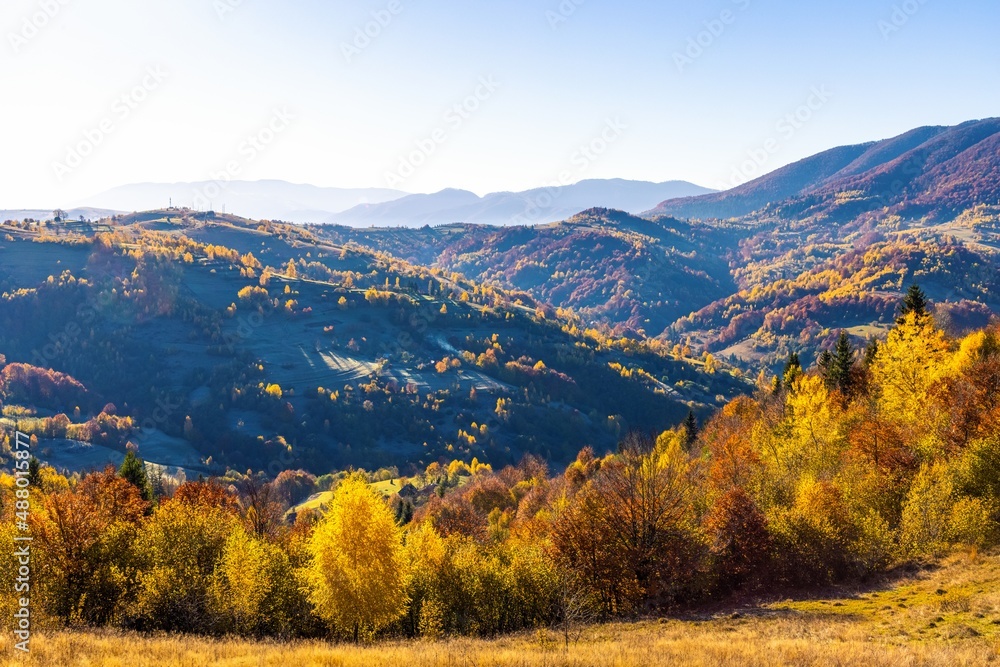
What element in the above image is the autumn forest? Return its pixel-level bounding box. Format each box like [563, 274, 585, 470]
[2, 119, 1000, 664]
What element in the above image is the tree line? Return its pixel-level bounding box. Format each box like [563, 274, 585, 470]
[3, 287, 1000, 641]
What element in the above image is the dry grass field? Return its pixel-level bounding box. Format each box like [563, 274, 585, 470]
[4, 552, 1000, 667]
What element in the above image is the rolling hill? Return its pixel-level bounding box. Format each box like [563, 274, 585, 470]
[0, 210, 743, 478]
[313, 120, 1000, 372]
[314, 208, 740, 336]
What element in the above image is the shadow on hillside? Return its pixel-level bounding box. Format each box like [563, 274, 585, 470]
[674, 558, 948, 622]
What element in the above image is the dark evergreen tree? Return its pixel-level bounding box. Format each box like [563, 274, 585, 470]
[683, 410, 698, 449]
[150, 466, 167, 502]
[119, 450, 152, 502]
[863, 337, 880, 368]
[899, 284, 929, 322]
[391, 496, 415, 525]
[27, 457, 41, 488]
[817, 349, 833, 379]
[828, 331, 855, 396]
[779, 352, 803, 392]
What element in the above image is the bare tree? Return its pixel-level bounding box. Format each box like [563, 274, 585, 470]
[552, 574, 598, 651]
[238, 473, 285, 540]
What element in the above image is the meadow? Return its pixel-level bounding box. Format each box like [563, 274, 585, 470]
[4, 552, 998, 667]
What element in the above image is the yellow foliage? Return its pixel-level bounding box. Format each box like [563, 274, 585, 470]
[951, 330, 997, 374]
[785, 375, 844, 477]
[307, 475, 410, 639]
[899, 463, 955, 557]
[212, 526, 300, 635]
[870, 313, 951, 427]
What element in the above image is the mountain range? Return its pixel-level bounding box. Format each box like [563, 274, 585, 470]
[76, 179, 714, 226]
[325, 179, 715, 227]
[316, 118, 1000, 370]
[0, 209, 743, 477]
[648, 118, 1000, 223]
[0, 117, 998, 478]
[1, 207, 118, 222]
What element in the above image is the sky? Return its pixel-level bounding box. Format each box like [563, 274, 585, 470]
[1, 0, 998, 207]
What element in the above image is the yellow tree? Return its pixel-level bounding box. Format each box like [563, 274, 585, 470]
[783, 374, 845, 480]
[306, 474, 410, 641]
[0, 521, 19, 624]
[134, 500, 236, 631]
[211, 526, 303, 636]
[403, 521, 448, 637]
[870, 312, 951, 436]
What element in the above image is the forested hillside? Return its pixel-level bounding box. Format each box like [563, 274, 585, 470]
[313, 120, 1000, 373]
[4, 288, 1000, 644]
[315, 209, 739, 336]
[648, 118, 1000, 223]
[0, 212, 741, 479]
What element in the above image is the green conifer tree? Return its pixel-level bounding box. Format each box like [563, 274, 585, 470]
[780, 352, 803, 391]
[119, 450, 153, 502]
[863, 337, 880, 368]
[27, 457, 41, 488]
[899, 284, 929, 322]
[683, 410, 698, 449]
[817, 349, 833, 379]
[828, 330, 855, 397]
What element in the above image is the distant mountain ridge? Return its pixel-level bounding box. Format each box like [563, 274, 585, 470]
[329, 179, 716, 227]
[76, 178, 715, 227]
[79, 180, 407, 224]
[648, 118, 1000, 221]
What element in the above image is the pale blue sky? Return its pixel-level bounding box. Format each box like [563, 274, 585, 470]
[1, 0, 997, 206]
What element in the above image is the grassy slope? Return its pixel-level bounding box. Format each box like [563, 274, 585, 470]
[4, 553, 999, 666]
[287, 477, 470, 517]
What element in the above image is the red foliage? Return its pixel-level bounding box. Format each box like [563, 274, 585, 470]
[0, 362, 88, 409]
[704, 487, 772, 592]
[170, 479, 241, 515]
[418, 494, 485, 541]
[77, 466, 150, 523]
